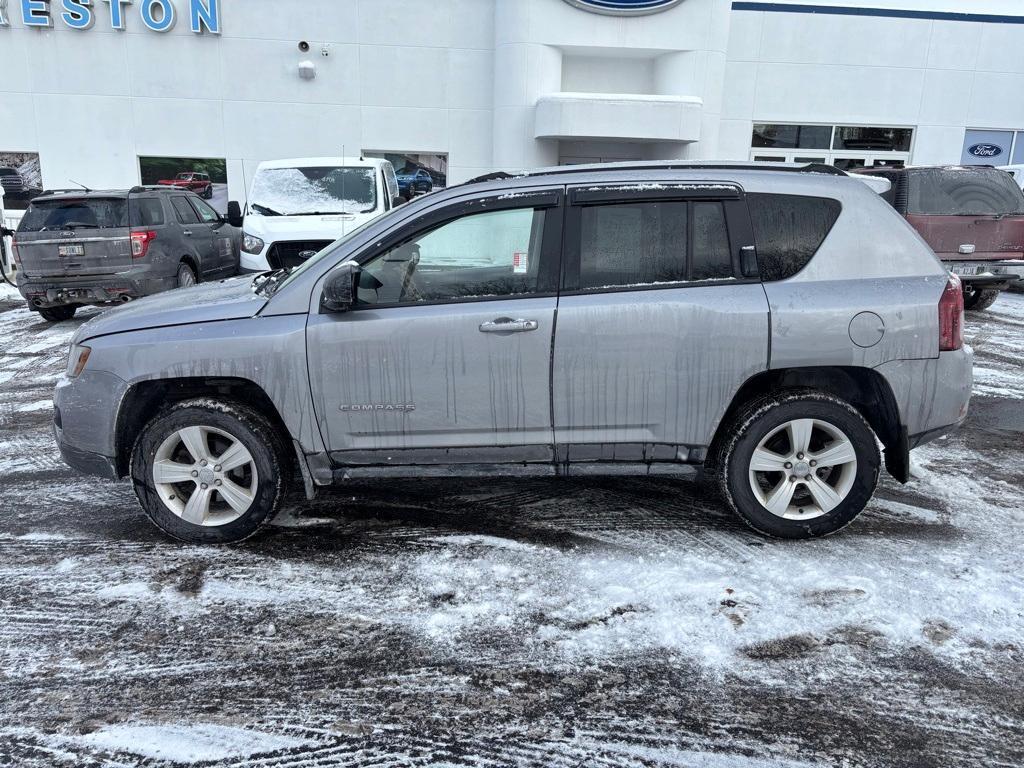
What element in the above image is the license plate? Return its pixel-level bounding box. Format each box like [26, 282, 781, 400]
[950, 265, 979, 276]
[58, 244, 85, 257]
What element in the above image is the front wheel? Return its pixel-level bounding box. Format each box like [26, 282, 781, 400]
[717, 390, 880, 539]
[963, 287, 1000, 312]
[38, 305, 77, 322]
[130, 400, 287, 544]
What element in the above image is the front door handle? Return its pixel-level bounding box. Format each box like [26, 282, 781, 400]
[182, 230, 193, 236]
[479, 317, 539, 334]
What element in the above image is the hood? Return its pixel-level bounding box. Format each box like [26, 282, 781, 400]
[245, 212, 375, 242]
[75, 276, 267, 343]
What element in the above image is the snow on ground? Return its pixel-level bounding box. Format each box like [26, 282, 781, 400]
[0, 290, 1023, 767]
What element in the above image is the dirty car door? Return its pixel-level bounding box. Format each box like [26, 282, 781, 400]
[552, 183, 770, 464]
[306, 188, 564, 466]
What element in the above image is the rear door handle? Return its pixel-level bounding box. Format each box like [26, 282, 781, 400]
[182, 230, 193, 236]
[479, 317, 539, 334]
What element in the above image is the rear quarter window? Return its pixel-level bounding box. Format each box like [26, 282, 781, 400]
[747, 193, 841, 282]
[130, 198, 166, 227]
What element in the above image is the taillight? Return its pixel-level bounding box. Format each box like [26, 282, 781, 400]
[939, 274, 965, 352]
[10, 238, 21, 266]
[130, 230, 157, 259]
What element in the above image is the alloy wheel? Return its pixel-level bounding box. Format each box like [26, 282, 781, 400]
[747, 418, 858, 521]
[152, 425, 259, 527]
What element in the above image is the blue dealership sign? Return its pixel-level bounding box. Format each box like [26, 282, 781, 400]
[562, 0, 685, 15]
[968, 144, 1003, 159]
[961, 130, 1013, 166]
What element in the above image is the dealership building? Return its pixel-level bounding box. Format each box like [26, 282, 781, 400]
[2, 0, 1024, 206]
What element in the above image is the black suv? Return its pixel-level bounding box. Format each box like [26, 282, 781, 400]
[14, 188, 244, 322]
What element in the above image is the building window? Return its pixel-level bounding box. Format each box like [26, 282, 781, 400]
[833, 127, 913, 153]
[752, 124, 832, 150]
[749, 124, 913, 170]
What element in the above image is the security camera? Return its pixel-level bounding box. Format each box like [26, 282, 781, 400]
[298, 40, 310, 53]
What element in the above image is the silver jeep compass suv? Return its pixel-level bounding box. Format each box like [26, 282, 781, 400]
[54, 163, 973, 543]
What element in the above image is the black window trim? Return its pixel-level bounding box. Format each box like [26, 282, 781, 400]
[337, 188, 566, 313]
[561, 185, 758, 296]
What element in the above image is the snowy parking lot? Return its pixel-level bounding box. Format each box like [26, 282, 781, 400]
[1, 283, 1023, 767]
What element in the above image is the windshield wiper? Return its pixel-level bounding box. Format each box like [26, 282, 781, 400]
[250, 203, 283, 216]
[292, 210, 351, 217]
[253, 268, 294, 297]
[63, 223, 100, 229]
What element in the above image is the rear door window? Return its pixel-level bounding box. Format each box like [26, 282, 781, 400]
[747, 193, 841, 282]
[130, 198, 166, 227]
[18, 198, 128, 232]
[574, 200, 734, 290]
[171, 196, 201, 225]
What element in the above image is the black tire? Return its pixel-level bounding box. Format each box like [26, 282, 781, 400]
[963, 288, 1000, 312]
[38, 305, 77, 322]
[176, 262, 198, 288]
[130, 399, 288, 544]
[716, 389, 880, 539]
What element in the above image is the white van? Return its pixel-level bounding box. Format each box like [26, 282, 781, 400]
[240, 157, 401, 273]
[997, 164, 1024, 188]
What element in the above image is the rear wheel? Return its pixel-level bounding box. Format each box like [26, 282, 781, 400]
[717, 390, 880, 539]
[38, 305, 77, 322]
[130, 399, 287, 544]
[963, 287, 1000, 312]
[176, 262, 197, 288]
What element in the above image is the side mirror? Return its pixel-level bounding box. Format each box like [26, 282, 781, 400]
[322, 261, 361, 313]
[227, 201, 244, 228]
[392, 195, 405, 208]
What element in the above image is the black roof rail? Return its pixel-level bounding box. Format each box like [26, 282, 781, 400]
[39, 188, 103, 196]
[460, 161, 849, 187]
[129, 185, 187, 193]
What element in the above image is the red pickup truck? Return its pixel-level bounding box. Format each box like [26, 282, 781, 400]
[858, 165, 1024, 310]
[157, 172, 214, 200]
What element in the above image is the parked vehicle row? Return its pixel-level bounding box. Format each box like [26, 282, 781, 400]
[53, 162, 973, 544]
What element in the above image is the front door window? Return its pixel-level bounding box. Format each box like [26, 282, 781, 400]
[358, 207, 547, 306]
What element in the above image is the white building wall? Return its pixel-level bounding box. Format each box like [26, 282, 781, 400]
[722, 1, 1024, 165]
[2, 0, 1024, 194]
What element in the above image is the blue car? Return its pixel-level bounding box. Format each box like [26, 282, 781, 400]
[397, 168, 433, 198]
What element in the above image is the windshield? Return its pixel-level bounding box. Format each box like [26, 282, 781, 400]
[250, 166, 377, 216]
[18, 198, 128, 232]
[908, 168, 1024, 216]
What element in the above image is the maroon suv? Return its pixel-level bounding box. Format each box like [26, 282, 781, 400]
[859, 165, 1024, 310]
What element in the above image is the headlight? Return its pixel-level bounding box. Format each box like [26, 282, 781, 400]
[241, 232, 265, 254]
[67, 344, 91, 378]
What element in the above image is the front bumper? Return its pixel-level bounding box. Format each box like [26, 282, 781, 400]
[240, 251, 271, 273]
[53, 370, 128, 479]
[19, 273, 175, 309]
[54, 427, 120, 480]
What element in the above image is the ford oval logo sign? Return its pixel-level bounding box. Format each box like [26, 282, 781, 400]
[562, 0, 684, 15]
[969, 143, 1004, 158]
